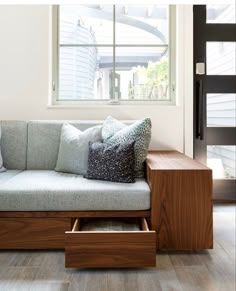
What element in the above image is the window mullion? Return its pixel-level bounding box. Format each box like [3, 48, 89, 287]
[108, 4, 119, 104]
[111, 4, 118, 103]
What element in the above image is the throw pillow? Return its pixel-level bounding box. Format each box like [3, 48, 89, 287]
[55, 123, 102, 175]
[85, 141, 135, 183]
[0, 126, 6, 173]
[102, 116, 151, 177]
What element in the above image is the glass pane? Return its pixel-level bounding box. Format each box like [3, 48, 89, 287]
[207, 146, 236, 179]
[207, 94, 236, 127]
[59, 47, 113, 100]
[60, 5, 113, 45]
[207, 42, 236, 75]
[115, 5, 169, 45]
[115, 47, 169, 100]
[207, 5, 236, 23]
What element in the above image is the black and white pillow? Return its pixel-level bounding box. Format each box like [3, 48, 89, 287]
[102, 116, 152, 177]
[85, 141, 135, 183]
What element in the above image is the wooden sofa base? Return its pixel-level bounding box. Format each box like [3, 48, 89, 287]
[0, 211, 150, 249]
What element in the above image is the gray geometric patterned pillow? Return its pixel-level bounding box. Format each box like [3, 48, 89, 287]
[102, 116, 152, 177]
[85, 141, 135, 183]
[102, 117, 126, 141]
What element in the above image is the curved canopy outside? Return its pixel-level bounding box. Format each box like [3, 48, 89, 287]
[60, 5, 168, 46]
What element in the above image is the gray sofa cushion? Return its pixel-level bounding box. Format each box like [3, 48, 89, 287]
[27, 121, 103, 170]
[55, 124, 102, 175]
[0, 126, 6, 172]
[0, 155, 4, 172]
[0, 170, 22, 184]
[0, 170, 150, 211]
[0, 121, 27, 170]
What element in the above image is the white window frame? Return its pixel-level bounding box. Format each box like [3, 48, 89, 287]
[51, 5, 176, 106]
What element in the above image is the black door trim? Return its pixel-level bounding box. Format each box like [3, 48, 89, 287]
[205, 24, 236, 41]
[206, 76, 236, 93]
[214, 180, 236, 201]
[207, 128, 236, 145]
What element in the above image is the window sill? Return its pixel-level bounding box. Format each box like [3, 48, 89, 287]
[48, 104, 176, 109]
[48, 100, 176, 109]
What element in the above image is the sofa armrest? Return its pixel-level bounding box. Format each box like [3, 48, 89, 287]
[145, 151, 181, 230]
[145, 151, 162, 231]
[145, 150, 213, 250]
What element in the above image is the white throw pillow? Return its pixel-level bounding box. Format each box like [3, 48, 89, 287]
[55, 123, 102, 175]
[0, 126, 6, 172]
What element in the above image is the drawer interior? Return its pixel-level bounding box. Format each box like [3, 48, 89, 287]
[70, 217, 150, 233]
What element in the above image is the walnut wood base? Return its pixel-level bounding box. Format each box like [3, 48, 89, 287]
[147, 151, 213, 250]
[0, 211, 150, 249]
[0, 217, 70, 249]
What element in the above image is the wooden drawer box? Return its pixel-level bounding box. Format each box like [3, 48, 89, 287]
[65, 218, 156, 268]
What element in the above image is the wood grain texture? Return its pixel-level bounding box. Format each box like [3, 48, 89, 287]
[146, 151, 213, 250]
[65, 218, 156, 268]
[0, 211, 150, 250]
[0, 218, 71, 249]
[0, 210, 150, 218]
[147, 151, 209, 170]
[0, 205, 234, 291]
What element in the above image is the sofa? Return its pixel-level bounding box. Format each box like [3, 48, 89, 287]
[0, 120, 213, 258]
[0, 120, 152, 251]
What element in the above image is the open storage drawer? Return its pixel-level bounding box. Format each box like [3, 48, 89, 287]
[65, 218, 156, 268]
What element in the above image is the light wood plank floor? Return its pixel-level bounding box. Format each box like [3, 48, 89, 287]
[0, 205, 235, 291]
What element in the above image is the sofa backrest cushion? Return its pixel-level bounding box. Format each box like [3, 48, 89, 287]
[0, 121, 28, 170]
[0, 126, 6, 172]
[27, 120, 103, 170]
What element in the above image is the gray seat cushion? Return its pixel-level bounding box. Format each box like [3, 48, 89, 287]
[0, 170, 150, 211]
[0, 170, 22, 185]
[0, 126, 6, 173]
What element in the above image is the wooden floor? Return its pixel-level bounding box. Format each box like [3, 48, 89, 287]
[0, 205, 235, 291]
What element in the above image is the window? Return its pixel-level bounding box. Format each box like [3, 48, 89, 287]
[52, 5, 176, 105]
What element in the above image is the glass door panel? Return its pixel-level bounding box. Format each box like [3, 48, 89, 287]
[207, 5, 236, 23]
[207, 42, 236, 75]
[207, 146, 236, 179]
[207, 94, 236, 127]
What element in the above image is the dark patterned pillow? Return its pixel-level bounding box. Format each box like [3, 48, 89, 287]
[85, 141, 135, 183]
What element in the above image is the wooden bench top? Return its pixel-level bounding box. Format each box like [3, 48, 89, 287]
[146, 150, 210, 171]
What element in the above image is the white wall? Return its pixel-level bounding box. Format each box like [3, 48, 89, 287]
[0, 5, 193, 154]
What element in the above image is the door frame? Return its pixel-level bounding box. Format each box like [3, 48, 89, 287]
[193, 5, 236, 201]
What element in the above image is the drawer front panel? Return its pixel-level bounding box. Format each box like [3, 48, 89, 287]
[65, 219, 156, 268]
[0, 218, 71, 249]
